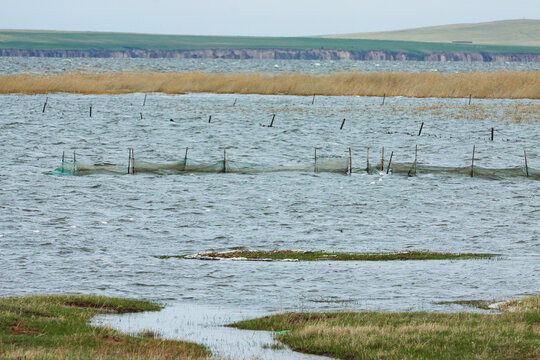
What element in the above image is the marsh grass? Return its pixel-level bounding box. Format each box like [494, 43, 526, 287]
[230, 295, 540, 360]
[156, 250, 495, 261]
[1, 71, 539, 99]
[0, 294, 209, 359]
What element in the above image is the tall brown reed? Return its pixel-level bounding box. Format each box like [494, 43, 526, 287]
[1, 71, 539, 99]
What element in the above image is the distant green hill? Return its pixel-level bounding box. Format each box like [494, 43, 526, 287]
[1, 29, 540, 55]
[324, 19, 540, 47]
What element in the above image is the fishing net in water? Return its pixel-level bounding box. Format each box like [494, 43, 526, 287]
[49, 157, 350, 176]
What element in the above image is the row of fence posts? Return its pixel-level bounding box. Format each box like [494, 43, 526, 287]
[62, 145, 531, 178]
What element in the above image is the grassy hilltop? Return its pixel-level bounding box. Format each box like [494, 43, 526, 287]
[324, 19, 540, 47]
[1, 28, 540, 55]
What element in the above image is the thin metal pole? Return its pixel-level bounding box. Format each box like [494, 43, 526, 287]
[349, 147, 352, 175]
[524, 149, 529, 177]
[314, 148, 317, 173]
[471, 145, 475, 177]
[414, 145, 418, 176]
[387, 151, 394, 174]
[366, 147, 370, 173]
[381, 146, 384, 171]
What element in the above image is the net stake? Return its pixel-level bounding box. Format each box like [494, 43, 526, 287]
[471, 145, 475, 177]
[381, 146, 384, 171]
[414, 145, 418, 176]
[524, 149, 529, 177]
[143, 94, 147, 106]
[140, 112, 143, 120]
[127, 148, 131, 174]
[233, 98, 237, 106]
[468, 94, 472, 105]
[314, 148, 317, 173]
[387, 151, 394, 174]
[312, 94, 315, 105]
[42, 97, 48, 113]
[184, 147, 189, 165]
[269, 114, 275, 127]
[223, 149, 227, 173]
[62, 152, 64, 162]
[340, 118, 346, 130]
[418, 122, 424, 136]
[132, 149, 135, 174]
[366, 147, 370, 173]
[491, 128, 494, 141]
[382, 93, 386, 105]
[208, 115, 212, 123]
[349, 147, 352, 175]
[73, 151, 76, 162]
[89, 104, 92, 118]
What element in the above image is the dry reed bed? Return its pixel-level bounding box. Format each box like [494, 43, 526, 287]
[1, 71, 540, 99]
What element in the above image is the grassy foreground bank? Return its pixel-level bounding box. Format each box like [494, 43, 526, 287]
[0, 294, 209, 359]
[231, 295, 540, 360]
[157, 250, 495, 261]
[1, 71, 539, 99]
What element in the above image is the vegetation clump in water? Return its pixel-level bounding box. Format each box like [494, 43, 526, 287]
[156, 250, 496, 261]
[230, 295, 540, 360]
[0, 294, 209, 359]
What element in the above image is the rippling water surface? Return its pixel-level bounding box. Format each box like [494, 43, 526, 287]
[0, 58, 538, 358]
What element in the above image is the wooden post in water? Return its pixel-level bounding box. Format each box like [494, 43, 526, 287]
[89, 104, 92, 118]
[143, 94, 147, 107]
[382, 93, 386, 105]
[42, 97, 48, 113]
[208, 115, 212, 123]
[184, 147, 189, 165]
[233, 98, 237, 106]
[314, 148, 317, 173]
[223, 149, 227, 173]
[62, 152, 65, 162]
[491, 128, 494, 141]
[312, 94, 315, 105]
[269, 114, 275, 127]
[418, 122, 424, 136]
[366, 147, 370, 173]
[414, 145, 418, 176]
[524, 149, 529, 177]
[73, 151, 76, 162]
[468, 94, 472, 105]
[471, 145, 475, 177]
[349, 147, 352, 175]
[381, 146, 384, 171]
[340, 118, 346, 130]
[132, 148, 135, 174]
[387, 151, 394, 174]
[140, 112, 143, 120]
[128, 148, 131, 174]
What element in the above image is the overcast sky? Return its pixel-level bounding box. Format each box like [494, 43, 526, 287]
[1, 0, 539, 36]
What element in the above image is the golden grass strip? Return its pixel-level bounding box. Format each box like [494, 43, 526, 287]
[1, 71, 539, 99]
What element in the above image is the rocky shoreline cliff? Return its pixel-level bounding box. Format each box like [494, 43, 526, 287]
[1, 48, 540, 62]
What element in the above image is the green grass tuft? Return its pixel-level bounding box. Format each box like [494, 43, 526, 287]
[0, 294, 209, 359]
[229, 295, 540, 360]
[156, 250, 496, 261]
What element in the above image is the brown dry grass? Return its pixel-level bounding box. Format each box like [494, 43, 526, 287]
[1, 71, 539, 99]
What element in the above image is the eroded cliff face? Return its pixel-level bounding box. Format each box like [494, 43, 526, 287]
[1, 48, 539, 61]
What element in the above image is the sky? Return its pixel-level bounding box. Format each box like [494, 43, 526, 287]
[1, 0, 539, 36]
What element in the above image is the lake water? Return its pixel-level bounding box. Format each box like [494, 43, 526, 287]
[0, 58, 538, 358]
